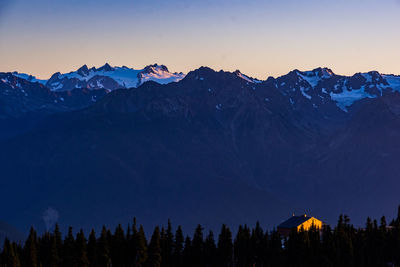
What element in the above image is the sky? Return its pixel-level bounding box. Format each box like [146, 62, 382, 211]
[0, 0, 399, 80]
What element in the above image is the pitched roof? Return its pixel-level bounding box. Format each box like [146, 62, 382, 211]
[277, 215, 312, 229]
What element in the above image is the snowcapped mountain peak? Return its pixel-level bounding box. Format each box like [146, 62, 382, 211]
[143, 64, 169, 74]
[138, 64, 185, 85]
[28, 64, 187, 91]
[361, 71, 388, 85]
[301, 67, 334, 79]
[311, 67, 335, 78]
[289, 68, 336, 88]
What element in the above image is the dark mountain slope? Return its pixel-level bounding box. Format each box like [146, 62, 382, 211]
[1, 67, 400, 233]
[0, 221, 24, 245]
[0, 72, 108, 139]
[0, 67, 308, 231]
[0, 107, 295, 233]
[300, 93, 400, 223]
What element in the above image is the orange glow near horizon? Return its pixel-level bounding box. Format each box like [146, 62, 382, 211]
[0, 0, 399, 80]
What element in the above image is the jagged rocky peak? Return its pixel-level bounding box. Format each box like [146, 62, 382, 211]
[277, 68, 336, 89]
[0, 73, 17, 86]
[185, 66, 216, 79]
[233, 69, 247, 77]
[291, 68, 335, 80]
[278, 69, 303, 85]
[11, 72, 35, 82]
[47, 72, 62, 82]
[233, 69, 246, 79]
[97, 63, 114, 72]
[310, 67, 335, 78]
[347, 73, 368, 89]
[363, 71, 389, 85]
[77, 65, 90, 76]
[233, 69, 242, 75]
[233, 69, 261, 83]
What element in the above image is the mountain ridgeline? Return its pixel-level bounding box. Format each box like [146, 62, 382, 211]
[1, 65, 400, 234]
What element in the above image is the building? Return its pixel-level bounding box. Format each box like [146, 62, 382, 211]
[277, 214, 323, 237]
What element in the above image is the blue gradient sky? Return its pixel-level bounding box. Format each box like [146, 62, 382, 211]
[0, 0, 399, 79]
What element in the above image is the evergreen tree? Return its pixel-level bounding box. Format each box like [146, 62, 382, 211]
[191, 225, 204, 267]
[333, 215, 354, 267]
[352, 227, 366, 267]
[285, 228, 306, 267]
[217, 224, 233, 267]
[172, 226, 184, 267]
[125, 224, 133, 267]
[76, 229, 89, 267]
[23, 227, 39, 267]
[87, 229, 97, 267]
[159, 227, 166, 266]
[269, 230, 284, 267]
[62, 226, 77, 267]
[126, 218, 139, 267]
[379, 216, 388, 265]
[234, 225, 252, 267]
[307, 224, 322, 267]
[146, 226, 162, 267]
[1, 238, 21, 267]
[250, 222, 264, 266]
[135, 225, 148, 267]
[49, 232, 62, 267]
[50, 224, 62, 267]
[182, 236, 192, 267]
[38, 232, 51, 267]
[364, 217, 379, 267]
[320, 224, 335, 267]
[204, 231, 217, 267]
[111, 224, 125, 267]
[161, 220, 174, 267]
[97, 226, 111, 267]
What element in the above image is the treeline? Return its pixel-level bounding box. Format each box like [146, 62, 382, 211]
[2, 208, 400, 267]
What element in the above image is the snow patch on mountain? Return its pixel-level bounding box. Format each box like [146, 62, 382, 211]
[12, 72, 47, 85]
[298, 73, 320, 88]
[361, 73, 373, 83]
[383, 75, 400, 91]
[52, 82, 63, 91]
[330, 85, 375, 111]
[298, 68, 334, 88]
[300, 87, 312, 99]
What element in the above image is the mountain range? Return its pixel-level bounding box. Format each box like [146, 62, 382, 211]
[12, 63, 185, 91]
[1, 64, 400, 237]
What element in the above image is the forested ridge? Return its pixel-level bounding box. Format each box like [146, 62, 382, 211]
[2, 207, 400, 267]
